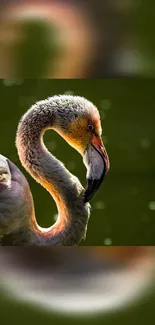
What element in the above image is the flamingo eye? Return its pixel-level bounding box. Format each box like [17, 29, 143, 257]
[88, 124, 94, 131]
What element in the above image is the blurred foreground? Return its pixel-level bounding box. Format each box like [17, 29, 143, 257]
[0, 0, 154, 78]
[0, 246, 155, 323]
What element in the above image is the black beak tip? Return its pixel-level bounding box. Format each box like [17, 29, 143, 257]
[84, 178, 101, 203]
[83, 191, 91, 203]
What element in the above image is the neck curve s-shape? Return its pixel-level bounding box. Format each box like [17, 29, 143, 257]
[16, 98, 90, 246]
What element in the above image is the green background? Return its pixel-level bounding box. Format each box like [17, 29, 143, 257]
[0, 79, 155, 245]
[0, 291, 155, 325]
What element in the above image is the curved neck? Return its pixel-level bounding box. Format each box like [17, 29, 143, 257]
[16, 100, 90, 246]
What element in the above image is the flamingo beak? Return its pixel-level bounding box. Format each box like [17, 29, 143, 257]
[83, 135, 110, 203]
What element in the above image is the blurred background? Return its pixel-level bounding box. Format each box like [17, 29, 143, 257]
[0, 247, 155, 324]
[0, 1, 155, 322]
[0, 0, 154, 78]
[0, 78, 154, 245]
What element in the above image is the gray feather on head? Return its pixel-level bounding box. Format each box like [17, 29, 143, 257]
[46, 95, 98, 130]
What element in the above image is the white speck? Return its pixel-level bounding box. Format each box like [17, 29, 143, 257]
[3, 79, 14, 87]
[100, 110, 106, 120]
[111, 0, 141, 12]
[93, 201, 106, 210]
[100, 99, 112, 111]
[53, 214, 58, 221]
[47, 141, 57, 151]
[148, 201, 155, 211]
[63, 90, 74, 95]
[103, 136, 108, 145]
[104, 238, 112, 245]
[140, 138, 151, 149]
[114, 48, 146, 74]
[3, 79, 24, 86]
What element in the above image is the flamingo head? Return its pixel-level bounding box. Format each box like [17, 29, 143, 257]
[54, 95, 110, 203]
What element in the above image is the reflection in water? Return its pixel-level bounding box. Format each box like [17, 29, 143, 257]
[0, 247, 155, 316]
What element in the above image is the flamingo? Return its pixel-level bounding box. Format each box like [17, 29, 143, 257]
[0, 95, 109, 246]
